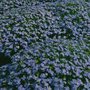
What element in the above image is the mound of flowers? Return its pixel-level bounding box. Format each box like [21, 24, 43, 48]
[0, 0, 90, 89]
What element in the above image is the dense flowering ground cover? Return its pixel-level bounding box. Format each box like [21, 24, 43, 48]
[0, 0, 90, 89]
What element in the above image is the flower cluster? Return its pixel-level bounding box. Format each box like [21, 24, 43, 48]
[0, 0, 90, 89]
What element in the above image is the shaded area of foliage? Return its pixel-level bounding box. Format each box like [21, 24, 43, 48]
[0, 52, 12, 66]
[0, 0, 90, 89]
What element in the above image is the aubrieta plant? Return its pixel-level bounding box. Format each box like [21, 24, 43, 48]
[0, 0, 90, 89]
